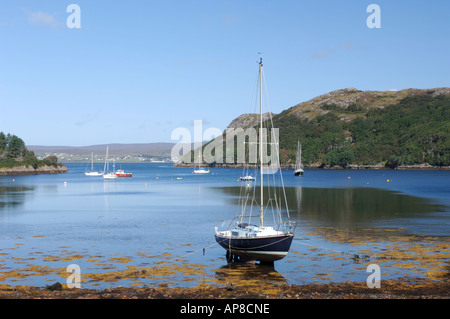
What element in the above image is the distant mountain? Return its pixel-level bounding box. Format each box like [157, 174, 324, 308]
[28, 143, 175, 155]
[28, 143, 179, 163]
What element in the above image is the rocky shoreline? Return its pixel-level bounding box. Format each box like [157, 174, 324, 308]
[0, 278, 448, 299]
[0, 164, 68, 176]
[172, 162, 450, 170]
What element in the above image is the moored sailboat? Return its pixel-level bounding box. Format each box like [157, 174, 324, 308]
[294, 141, 304, 176]
[85, 152, 104, 176]
[239, 175, 256, 181]
[193, 152, 210, 174]
[103, 146, 117, 180]
[214, 59, 296, 263]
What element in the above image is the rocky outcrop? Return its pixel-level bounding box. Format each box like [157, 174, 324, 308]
[0, 164, 68, 176]
[286, 87, 450, 121]
[226, 112, 275, 130]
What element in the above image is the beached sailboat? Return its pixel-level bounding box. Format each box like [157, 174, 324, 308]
[215, 59, 296, 263]
[85, 152, 104, 176]
[294, 141, 304, 176]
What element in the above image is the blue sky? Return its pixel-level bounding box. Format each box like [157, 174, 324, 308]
[0, 0, 449, 146]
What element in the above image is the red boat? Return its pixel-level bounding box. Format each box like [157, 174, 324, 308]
[115, 169, 133, 177]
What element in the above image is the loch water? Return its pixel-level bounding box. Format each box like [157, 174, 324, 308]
[0, 163, 449, 289]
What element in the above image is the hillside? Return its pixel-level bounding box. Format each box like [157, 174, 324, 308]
[184, 87, 450, 169]
[274, 87, 450, 168]
[284, 87, 450, 121]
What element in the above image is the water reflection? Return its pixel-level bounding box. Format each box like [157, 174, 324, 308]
[215, 186, 449, 233]
[290, 187, 449, 223]
[0, 185, 34, 210]
[214, 262, 288, 286]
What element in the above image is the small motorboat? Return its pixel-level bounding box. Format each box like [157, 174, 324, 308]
[115, 169, 132, 177]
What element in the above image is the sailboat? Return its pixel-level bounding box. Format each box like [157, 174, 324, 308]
[193, 152, 210, 174]
[103, 146, 117, 180]
[85, 152, 104, 176]
[294, 141, 304, 176]
[239, 166, 256, 181]
[239, 174, 256, 181]
[215, 58, 296, 263]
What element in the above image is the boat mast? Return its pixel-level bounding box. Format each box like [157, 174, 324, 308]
[259, 58, 264, 227]
[104, 146, 109, 173]
[299, 141, 302, 167]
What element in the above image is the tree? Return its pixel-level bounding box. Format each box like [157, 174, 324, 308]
[42, 155, 59, 167]
[24, 150, 39, 169]
[0, 132, 6, 151]
[6, 134, 26, 159]
[322, 148, 355, 168]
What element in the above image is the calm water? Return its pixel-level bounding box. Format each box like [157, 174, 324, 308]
[0, 163, 449, 289]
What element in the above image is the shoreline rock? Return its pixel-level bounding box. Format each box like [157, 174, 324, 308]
[172, 162, 450, 170]
[0, 164, 68, 176]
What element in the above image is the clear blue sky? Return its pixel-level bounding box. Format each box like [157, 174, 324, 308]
[0, 0, 449, 146]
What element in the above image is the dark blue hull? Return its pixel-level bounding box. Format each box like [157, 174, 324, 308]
[215, 233, 294, 262]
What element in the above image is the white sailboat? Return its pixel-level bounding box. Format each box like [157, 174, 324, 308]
[294, 141, 304, 176]
[103, 163, 117, 179]
[239, 166, 256, 181]
[193, 152, 210, 174]
[85, 152, 104, 176]
[239, 175, 256, 181]
[215, 58, 296, 263]
[103, 146, 117, 180]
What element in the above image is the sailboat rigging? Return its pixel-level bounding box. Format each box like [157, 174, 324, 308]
[214, 58, 296, 264]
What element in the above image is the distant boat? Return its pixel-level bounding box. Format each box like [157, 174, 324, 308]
[85, 152, 104, 176]
[215, 58, 296, 264]
[239, 175, 255, 181]
[115, 169, 132, 177]
[103, 172, 117, 179]
[103, 147, 117, 180]
[193, 152, 210, 174]
[294, 141, 304, 176]
[193, 168, 210, 174]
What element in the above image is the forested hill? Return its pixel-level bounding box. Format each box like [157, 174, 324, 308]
[0, 132, 67, 174]
[273, 87, 450, 168]
[204, 87, 449, 169]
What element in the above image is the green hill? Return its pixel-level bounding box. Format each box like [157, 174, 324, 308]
[0, 132, 68, 174]
[188, 87, 450, 169]
[274, 87, 450, 168]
